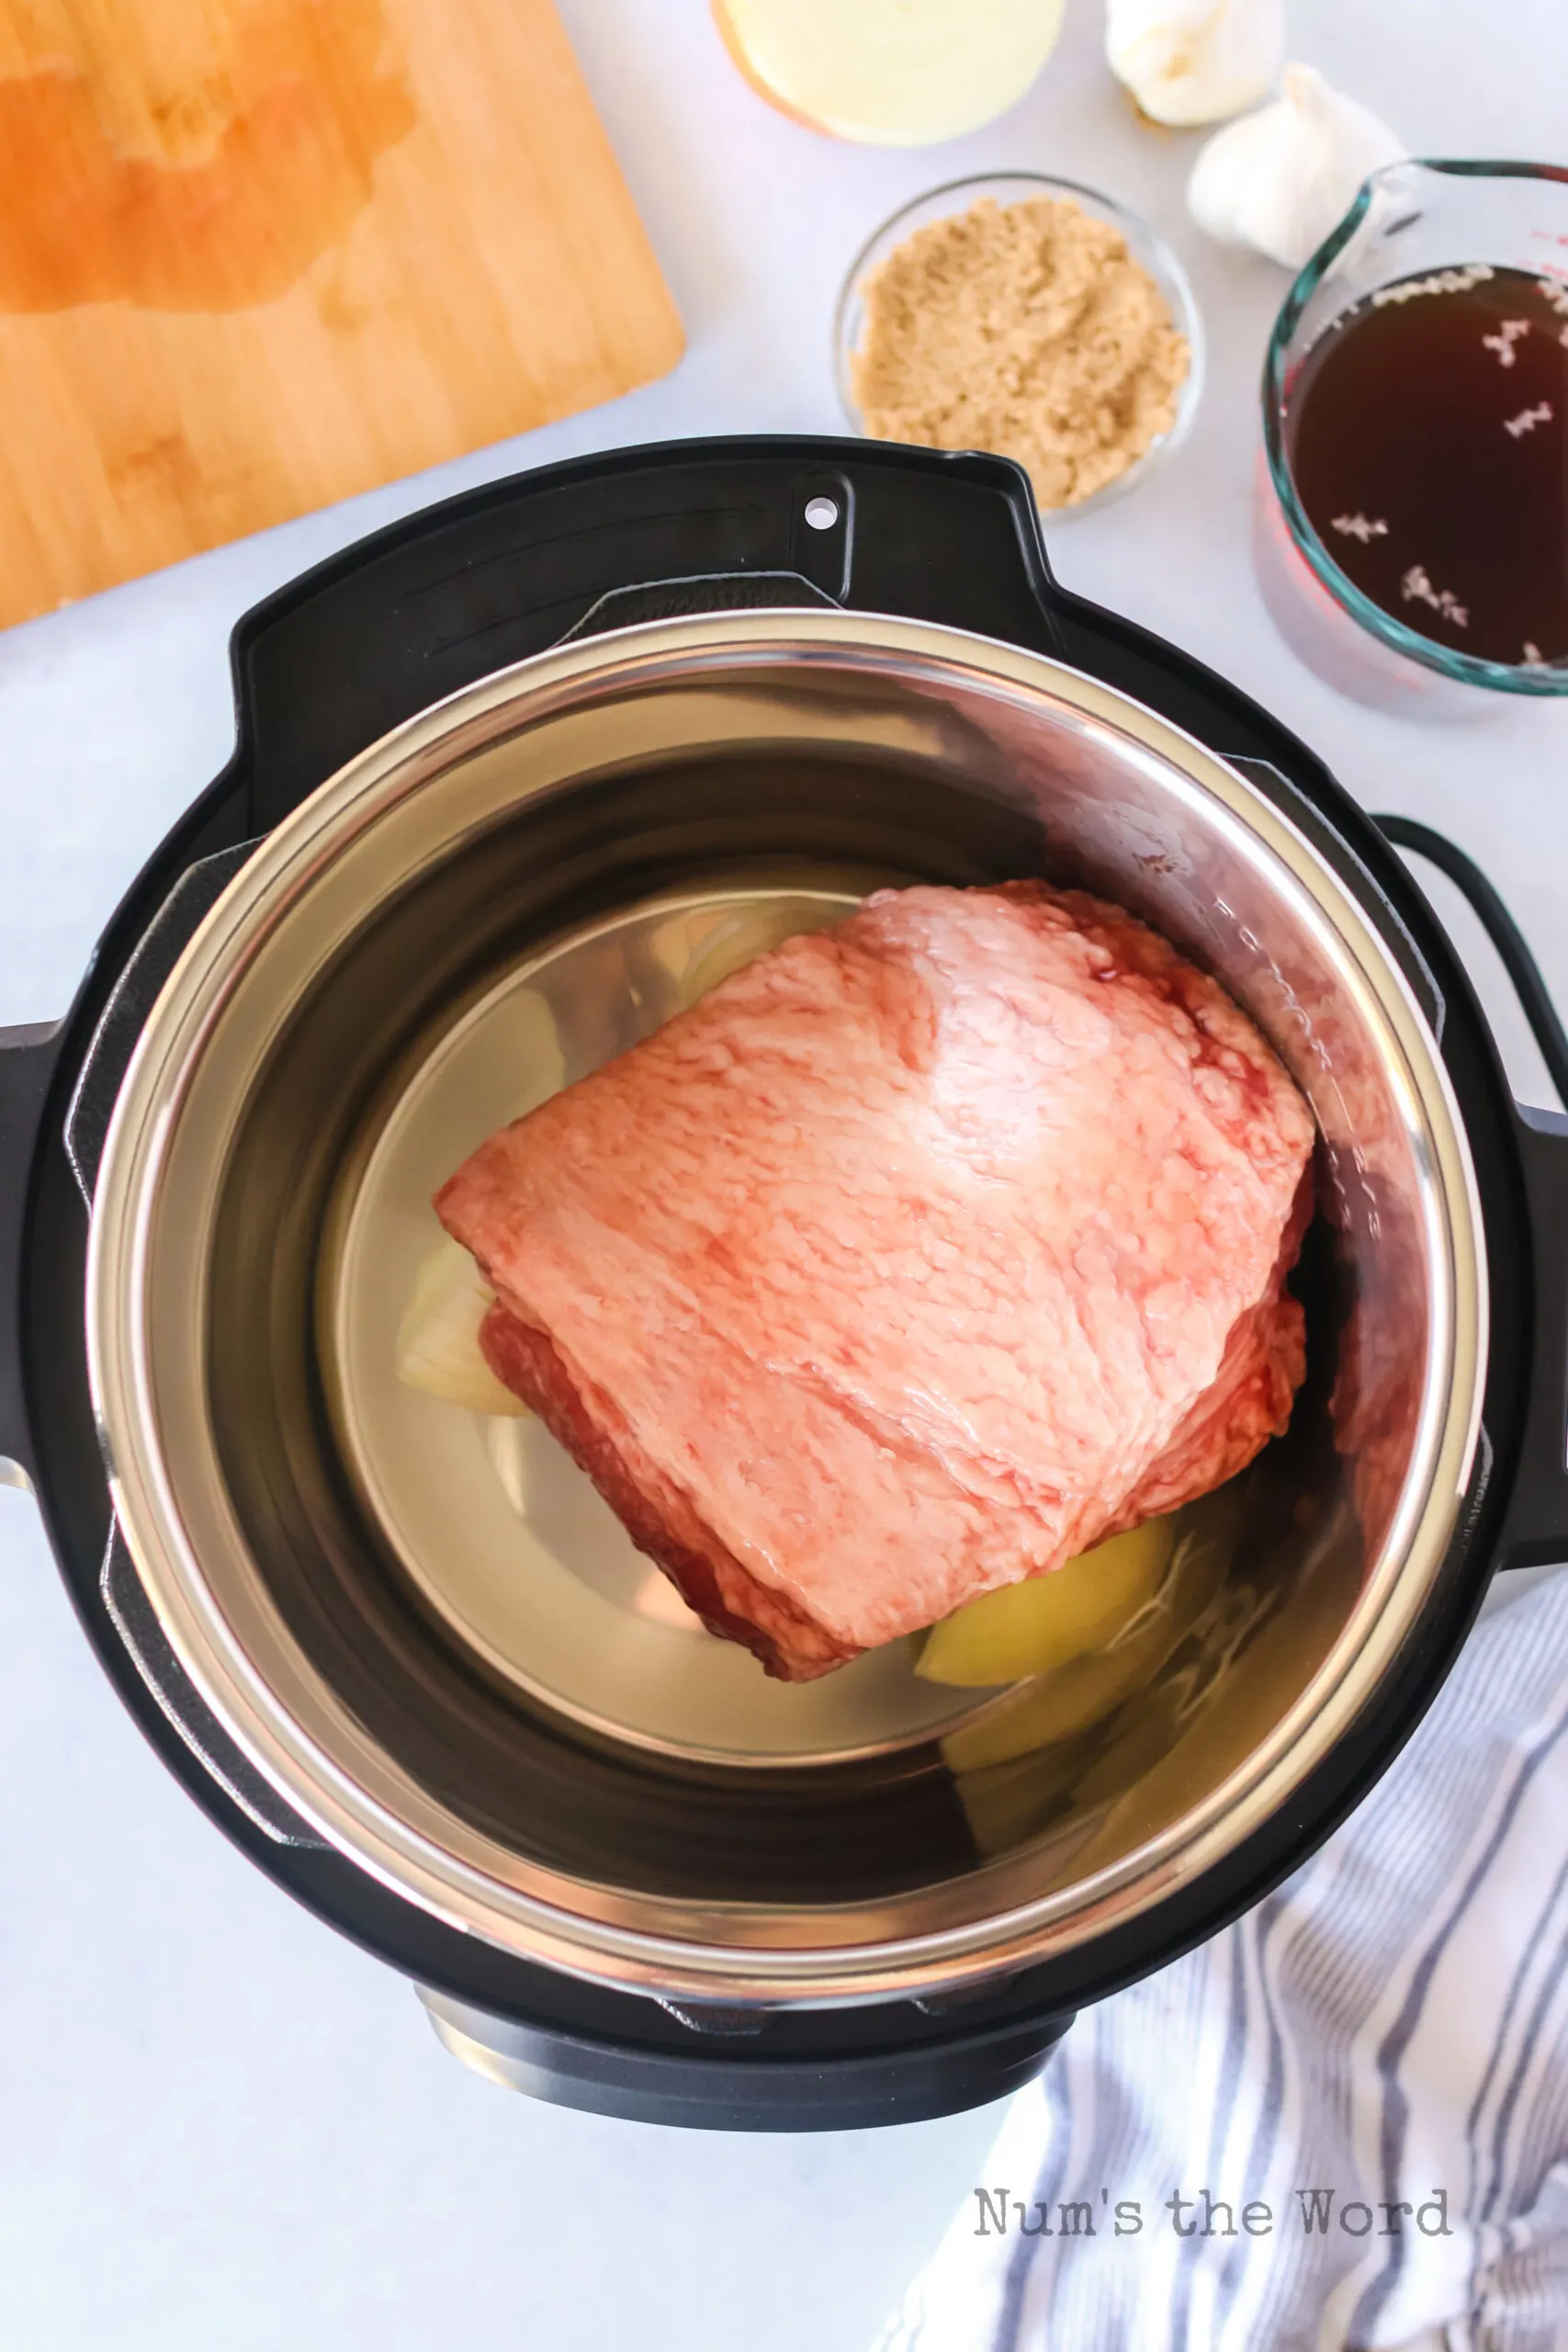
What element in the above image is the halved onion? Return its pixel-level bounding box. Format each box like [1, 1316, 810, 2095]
[916, 1517, 1177, 1689]
[938, 1528, 1227, 1779]
[395, 1235, 532, 1417]
[713, 0, 1066, 146]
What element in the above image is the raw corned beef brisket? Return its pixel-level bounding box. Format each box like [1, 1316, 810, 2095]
[435, 882, 1314, 1681]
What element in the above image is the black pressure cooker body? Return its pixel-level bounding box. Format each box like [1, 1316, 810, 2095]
[3, 439, 1565, 2132]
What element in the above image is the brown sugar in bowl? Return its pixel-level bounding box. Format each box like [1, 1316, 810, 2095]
[835, 173, 1204, 515]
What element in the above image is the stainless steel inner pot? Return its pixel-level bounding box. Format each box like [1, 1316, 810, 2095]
[86, 609, 1484, 2006]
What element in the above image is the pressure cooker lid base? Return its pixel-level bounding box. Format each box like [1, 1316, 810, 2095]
[0, 442, 1525, 2075]
[416, 1982, 1075, 2132]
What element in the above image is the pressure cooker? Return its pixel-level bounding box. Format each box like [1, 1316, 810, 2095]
[4, 438, 1565, 2132]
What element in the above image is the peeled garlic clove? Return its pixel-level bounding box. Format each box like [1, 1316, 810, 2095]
[1106, 0, 1282, 129]
[1187, 62, 1405, 269]
[396, 1234, 533, 1417]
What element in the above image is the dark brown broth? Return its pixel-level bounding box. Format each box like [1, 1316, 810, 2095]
[1285, 264, 1568, 667]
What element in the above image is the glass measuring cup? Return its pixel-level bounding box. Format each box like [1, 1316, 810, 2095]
[1257, 160, 1568, 718]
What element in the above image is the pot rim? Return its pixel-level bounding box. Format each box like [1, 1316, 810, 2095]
[86, 606, 1486, 2004]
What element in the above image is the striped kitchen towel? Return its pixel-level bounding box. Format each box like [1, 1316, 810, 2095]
[874, 1565, 1568, 2352]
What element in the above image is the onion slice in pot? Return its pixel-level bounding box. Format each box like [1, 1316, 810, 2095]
[395, 1235, 532, 1418]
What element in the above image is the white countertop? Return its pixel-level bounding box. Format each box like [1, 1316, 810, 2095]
[2, 4, 1564, 2347]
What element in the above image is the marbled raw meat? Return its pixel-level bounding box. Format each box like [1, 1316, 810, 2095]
[436, 882, 1314, 1680]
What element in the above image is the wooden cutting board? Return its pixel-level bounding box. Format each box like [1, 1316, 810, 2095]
[0, 0, 684, 628]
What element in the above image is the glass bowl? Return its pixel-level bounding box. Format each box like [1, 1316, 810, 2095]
[833, 171, 1204, 520]
[1258, 158, 1568, 716]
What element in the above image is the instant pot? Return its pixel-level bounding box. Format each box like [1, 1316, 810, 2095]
[4, 437, 1567, 2132]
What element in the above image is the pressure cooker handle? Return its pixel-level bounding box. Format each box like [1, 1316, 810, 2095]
[1374, 816, 1568, 1570]
[1503, 1105, 1568, 1569]
[1374, 819, 1568, 1103]
[0, 1020, 64, 1484]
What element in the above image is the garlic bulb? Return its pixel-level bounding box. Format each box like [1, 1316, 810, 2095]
[1106, 0, 1282, 128]
[1188, 64, 1406, 268]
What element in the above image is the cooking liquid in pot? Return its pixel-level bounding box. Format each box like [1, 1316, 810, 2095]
[1285, 265, 1568, 668]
